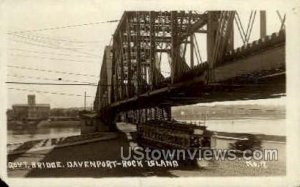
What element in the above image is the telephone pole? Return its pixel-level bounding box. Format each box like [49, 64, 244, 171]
[84, 91, 87, 111]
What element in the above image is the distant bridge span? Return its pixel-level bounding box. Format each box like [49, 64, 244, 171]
[93, 11, 285, 127]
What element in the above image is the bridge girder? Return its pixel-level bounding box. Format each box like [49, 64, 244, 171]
[94, 11, 286, 126]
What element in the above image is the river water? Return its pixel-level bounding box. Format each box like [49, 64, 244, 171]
[7, 118, 285, 144]
[7, 124, 81, 144]
[178, 118, 285, 136]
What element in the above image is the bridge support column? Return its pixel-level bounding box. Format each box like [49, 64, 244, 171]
[149, 11, 156, 89]
[164, 106, 172, 121]
[126, 15, 133, 98]
[207, 11, 219, 83]
[136, 110, 140, 124]
[170, 11, 180, 83]
[227, 18, 234, 52]
[190, 34, 194, 68]
[99, 109, 117, 132]
[135, 12, 142, 95]
[207, 11, 234, 82]
[144, 108, 148, 122]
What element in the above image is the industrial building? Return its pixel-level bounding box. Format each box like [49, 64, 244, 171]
[12, 95, 50, 120]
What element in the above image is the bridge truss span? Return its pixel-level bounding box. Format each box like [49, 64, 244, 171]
[94, 11, 285, 127]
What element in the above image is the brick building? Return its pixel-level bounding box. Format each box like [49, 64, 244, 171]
[12, 95, 50, 120]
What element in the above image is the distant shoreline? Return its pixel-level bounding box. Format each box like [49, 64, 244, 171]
[175, 116, 285, 121]
[7, 120, 80, 131]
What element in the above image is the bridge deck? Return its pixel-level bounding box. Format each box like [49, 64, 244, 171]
[109, 31, 285, 111]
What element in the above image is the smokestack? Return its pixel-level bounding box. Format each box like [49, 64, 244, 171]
[260, 11, 267, 38]
[28, 95, 36, 105]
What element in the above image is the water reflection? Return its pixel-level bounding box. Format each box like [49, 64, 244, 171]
[8, 121, 81, 144]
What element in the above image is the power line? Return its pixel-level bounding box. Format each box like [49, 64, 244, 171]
[9, 32, 106, 44]
[8, 87, 96, 98]
[8, 38, 105, 69]
[6, 82, 98, 86]
[7, 74, 98, 84]
[9, 48, 99, 59]
[9, 33, 103, 50]
[8, 33, 105, 67]
[6, 81, 111, 87]
[7, 65, 99, 78]
[7, 19, 119, 34]
[9, 38, 101, 58]
[9, 53, 99, 64]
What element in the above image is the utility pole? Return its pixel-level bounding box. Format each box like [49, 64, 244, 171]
[84, 91, 87, 111]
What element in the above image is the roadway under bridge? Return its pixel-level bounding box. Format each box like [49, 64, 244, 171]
[93, 11, 285, 127]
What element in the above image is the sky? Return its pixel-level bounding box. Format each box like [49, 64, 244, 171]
[1, 0, 286, 108]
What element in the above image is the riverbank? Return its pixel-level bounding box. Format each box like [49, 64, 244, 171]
[7, 120, 81, 144]
[178, 118, 286, 136]
[8, 132, 118, 155]
[215, 131, 286, 142]
[7, 127, 285, 155]
[7, 120, 80, 129]
[7, 123, 286, 177]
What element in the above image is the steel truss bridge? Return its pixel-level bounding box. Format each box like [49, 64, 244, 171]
[93, 11, 285, 128]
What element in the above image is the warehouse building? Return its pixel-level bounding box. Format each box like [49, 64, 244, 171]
[12, 95, 50, 120]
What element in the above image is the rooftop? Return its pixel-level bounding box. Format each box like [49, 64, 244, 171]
[12, 104, 50, 107]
